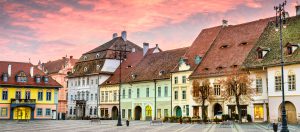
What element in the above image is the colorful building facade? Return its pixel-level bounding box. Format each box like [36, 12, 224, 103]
[0, 61, 61, 120]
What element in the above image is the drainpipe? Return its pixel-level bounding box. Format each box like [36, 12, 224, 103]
[154, 79, 157, 120]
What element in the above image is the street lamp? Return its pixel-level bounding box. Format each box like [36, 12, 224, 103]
[274, 1, 289, 132]
[116, 41, 128, 126]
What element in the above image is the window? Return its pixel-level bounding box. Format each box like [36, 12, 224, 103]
[287, 46, 293, 55]
[182, 76, 187, 83]
[158, 87, 161, 97]
[74, 108, 76, 115]
[71, 95, 73, 101]
[46, 91, 51, 101]
[87, 77, 89, 85]
[275, 76, 282, 91]
[78, 92, 81, 100]
[82, 91, 85, 100]
[146, 88, 149, 97]
[75, 95, 77, 100]
[214, 84, 221, 95]
[2, 73, 8, 82]
[195, 55, 202, 64]
[25, 90, 30, 99]
[256, 78, 263, 93]
[2, 90, 8, 100]
[38, 91, 43, 101]
[84, 67, 88, 72]
[122, 89, 125, 99]
[174, 91, 178, 100]
[105, 91, 108, 102]
[122, 109, 125, 118]
[46, 109, 51, 116]
[101, 92, 104, 102]
[182, 90, 186, 99]
[44, 76, 48, 83]
[15, 91, 21, 99]
[91, 80, 93, 85]
[145, 106, 152, 117]
[78, 79, 81, 86]
[1, 108, 7, 117]
[137, 88, 140, 98]
[69, 107, 73, 115]
[128, 89, 131, 99]
[90, 107, 93, 115]
[258, 51, 263, 59]
[83, 79, 85, 86]
[128, 109, 132, 119]
[174, 77, 178, 84]
[86, 92, 89, 101]
[113, 91, 117, 101]
[288, 75, 296, 91]
[91, 94, 93, 101]
[95, 93, 98, 101]
[164, 86, 168, 97]
[164, 109, 168, 117]
[37, 108, 43, 116]
[36, 76, 41, 83]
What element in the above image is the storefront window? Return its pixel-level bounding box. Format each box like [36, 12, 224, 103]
[254, 104, 264, 121]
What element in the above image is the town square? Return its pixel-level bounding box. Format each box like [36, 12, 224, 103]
[1, 0, 300, 132]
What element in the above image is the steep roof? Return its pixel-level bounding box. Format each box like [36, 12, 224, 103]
[191, 18, 273, 78]
[173, 26, 222, 72]
[0, 61, 62, 88]
[69, 37, 142, 77]
[243, 16, 300, 68]
[125, 47, 188, 83]
[101, 51, 144, 85]
[43, 57, 78, 74]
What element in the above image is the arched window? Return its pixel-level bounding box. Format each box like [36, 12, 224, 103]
[16, 71, 27, 82]
[145, 105, 152, 117]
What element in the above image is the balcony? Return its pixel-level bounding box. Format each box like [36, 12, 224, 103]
[11, 99, 36, 104]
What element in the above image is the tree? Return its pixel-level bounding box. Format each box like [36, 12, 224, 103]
[220, 71, 254, 123]
[192, 79, 212, 122]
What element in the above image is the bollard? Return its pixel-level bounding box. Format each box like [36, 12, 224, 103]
[126, 120, 129, 127]
[273, 123, 278, 132]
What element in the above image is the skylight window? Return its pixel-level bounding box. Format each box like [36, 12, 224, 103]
[240, 42, 248, 45]
[220, 45, 229, 49]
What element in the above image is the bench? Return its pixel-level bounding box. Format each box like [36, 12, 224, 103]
[150, 120, 162, 125]
[90, 118, 101, 124]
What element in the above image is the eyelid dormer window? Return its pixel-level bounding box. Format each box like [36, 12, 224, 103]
[220, 44, 229, 49]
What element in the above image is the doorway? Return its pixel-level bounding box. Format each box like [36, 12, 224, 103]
[134, 106, 142, 120]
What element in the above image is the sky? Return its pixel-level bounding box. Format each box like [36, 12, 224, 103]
[0, 0, 299, 64]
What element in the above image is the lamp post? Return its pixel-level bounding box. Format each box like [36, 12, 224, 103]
[116, 42, 127, 126]
[274, 1, 289, 132]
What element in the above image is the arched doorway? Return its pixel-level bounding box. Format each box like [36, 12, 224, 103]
[134, 106, 142, 120]
[213, 103, 222, 116]
[13, 107, 31, 120]
[145, 105, 152, 121]
[278, 101, 297, 124]
[111, 106, 118, 120]
[174, 106, 182, 117]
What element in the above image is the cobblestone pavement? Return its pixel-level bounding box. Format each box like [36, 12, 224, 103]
[0, 120, 299, 132]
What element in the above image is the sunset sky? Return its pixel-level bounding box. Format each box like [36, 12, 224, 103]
[0, 0, 298, 64]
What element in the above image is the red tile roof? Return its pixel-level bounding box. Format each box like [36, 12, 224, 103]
[0, 61, 62, 88]
[101, 51, 144, 85]
[42, 57, 78, 74]
[173, 26, 222, 72]
[191, 18, 273, 78]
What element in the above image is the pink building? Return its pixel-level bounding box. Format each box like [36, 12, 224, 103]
[37, 56, 77, 119]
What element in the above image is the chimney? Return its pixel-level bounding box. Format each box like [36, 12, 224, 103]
[70, 56, 73, 59]
[112, 33, 118, 39]
[143, 43, 149, 56]
[222, 19, 228, 27]
[8, 64, 11, 77]
[296, 4, 300, 16]
[121, 31, 127, 41]
[30, 66, 34, 78]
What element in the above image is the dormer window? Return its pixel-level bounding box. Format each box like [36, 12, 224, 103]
[106, 81, 111, 84]
[16, 71, 27, 83]
[35, 75, 41, 83]
[131, 74, 137, 80]
[195, 55, 202, 64]
[2, 73, 8, 82]
[84, 67, 88, 72]
[257, 47, 270, 59]
[239, 42, 248, 46]
[159, 70, 165, 76]
[44, 76, 49, 83]
[126, 65, 132, 68]
[220, 44, 229, 49]
[179, 57, 185, 65]
[96, 53, 100, 59]
[286, 43, 299, 55]
[96, 65, 101, 70]
[216, 66, 223, 70]
[83, 56, 87, 61]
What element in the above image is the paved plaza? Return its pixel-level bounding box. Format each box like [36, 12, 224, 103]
[0, 120, 299, 132]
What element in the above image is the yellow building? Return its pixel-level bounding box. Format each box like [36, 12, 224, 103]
[0, 61, 61, 120]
